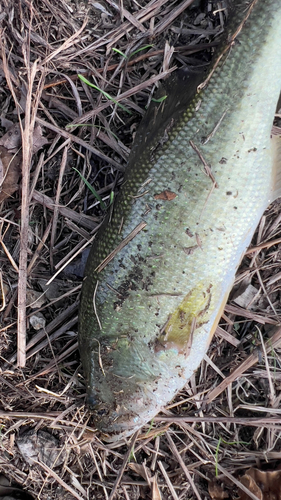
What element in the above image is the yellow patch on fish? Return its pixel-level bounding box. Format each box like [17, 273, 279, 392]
[158, 283, 213, 351]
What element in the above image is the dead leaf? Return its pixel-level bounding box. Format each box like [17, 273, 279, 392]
[0, 146, 22, 203]
[38, 279, 62, 301]
[1, 117, 14, 130]
[0, 123, 47, 203]
[32, 124, 48, 153]
[239, 468, 281, 500]
[233, 284, 259, 310]
[154, 190, 177, 201]
[26, 289, 47, 309]
[0, 123, 22, 151]
[151, 476, 162, 500]
[209, 480, 229, 500]
[128, 462, 151, 482]
[129, 462, 162, 499]
[16, 428, 66, 467]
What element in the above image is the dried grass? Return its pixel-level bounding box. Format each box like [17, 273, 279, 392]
[0, 0, 281, 499]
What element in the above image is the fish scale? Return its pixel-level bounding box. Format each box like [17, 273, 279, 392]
[79, 0, 281, 441]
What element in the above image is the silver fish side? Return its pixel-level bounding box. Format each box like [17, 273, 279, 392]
[79, 0, 281, 441]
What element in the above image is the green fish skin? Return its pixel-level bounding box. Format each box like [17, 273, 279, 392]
[79, 0, 281, 441]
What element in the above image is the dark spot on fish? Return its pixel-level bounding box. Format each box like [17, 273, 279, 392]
[185, 228, 194, 237]
[87, 393, 98, 408]
[234, 206, 237, 209]
[180, 310, 185, 323]
[183, 245, 198, 255]
[226, 191, 232, 195]
[142, 204, 152, 217]
[97, 408, 109, 417]
[137, 244, 142, 251]
[219, 157, 227, 164]
[153, 338, 167, 352]
[154, 190, 177, 201]
[114, 265, 144, 307]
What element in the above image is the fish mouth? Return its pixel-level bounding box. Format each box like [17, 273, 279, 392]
[86, 383, 164, 442]
[84, 329, 211, 442]
[94, 404, 160, 443]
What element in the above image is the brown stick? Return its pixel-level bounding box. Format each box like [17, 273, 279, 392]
[205, 327, 281, 404]
[17, 54, 39, 366]
[154, 416, 281, 428]
[95, 221, 147, 272]
[166, 432, 202, 500]
[108, 431, 139, 500]
[50, 144, 69, 270]
[35, 117, 125, 171]
[245, 237, 281, 254]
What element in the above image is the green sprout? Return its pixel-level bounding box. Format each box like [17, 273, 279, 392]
[112, 44, 153, 60]
[215, 437, 222, 477]
[128, 446, 137, 462]
[112, 47, 126, 58]
[78, 74, 131, 114]
[151, 95, 167, 103]
[73, 167, 106, 210]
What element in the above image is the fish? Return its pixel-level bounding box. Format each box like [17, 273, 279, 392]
[78, 0, 281, 442]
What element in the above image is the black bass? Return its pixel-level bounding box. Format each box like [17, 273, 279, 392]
[79, 0, 281, 441]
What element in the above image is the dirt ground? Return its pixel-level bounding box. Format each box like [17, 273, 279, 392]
[0, 0, 281, 499]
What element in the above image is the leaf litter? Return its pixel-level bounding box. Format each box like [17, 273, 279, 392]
[0, 0, 281, 499]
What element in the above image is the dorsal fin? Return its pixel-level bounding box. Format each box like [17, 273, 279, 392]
[127, 67, 205, 170]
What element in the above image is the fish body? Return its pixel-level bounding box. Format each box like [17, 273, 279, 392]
[79, 0, 281, 441]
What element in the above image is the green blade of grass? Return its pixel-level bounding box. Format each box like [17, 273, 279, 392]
[128, 446, 137, 462]
[112, 47, 127, 58]
[130, 44, 153, 57]
[66, 123, 119, 140]
[112, 44, 153, 59]
[73, 167, 106, 210]
[215, 437, 222, 477]
[151, 95, 167, 103]
[109, 191, 114, 206]
[78, 74, 131, 114]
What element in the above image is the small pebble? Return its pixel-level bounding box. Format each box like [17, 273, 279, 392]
[29, 312, 46, 330]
